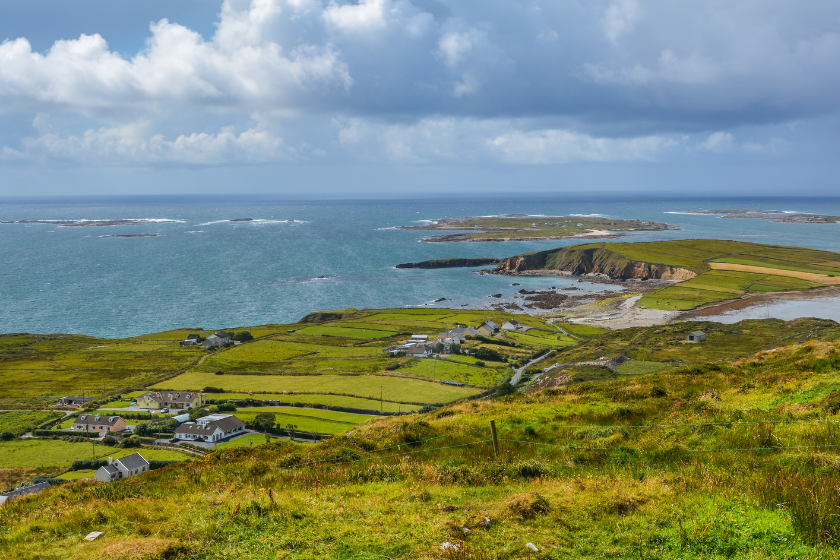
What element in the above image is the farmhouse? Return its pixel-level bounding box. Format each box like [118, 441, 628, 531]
[175, 414, 245, 443]
[687, 331, 707, 342]
[0, 482, 50, 506]
[137, 391, 206, 410]
[202, 331, 233, 348]
[94, 453, 150, 482]
[477, 321, 499, 337]
[406, 344, 433, 357]
[57, 396, 95, 406]
[71, 414, 127, 436]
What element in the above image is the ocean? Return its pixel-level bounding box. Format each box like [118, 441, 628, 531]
[2, 195, 840, 338]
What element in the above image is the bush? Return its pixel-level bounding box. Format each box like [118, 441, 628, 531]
[473, 347, 507, 362]
[0, 431, 15, 441]
[474, 361, 485, 367]
[70, 459, 107, 471]
[33, 429, 99, 438]
[119, 436, 142, 448]
[203, 386, 224, 393]
[232, 331, 254, 342]
[101, 436, 119, 446]
[149, 460, 178, 470]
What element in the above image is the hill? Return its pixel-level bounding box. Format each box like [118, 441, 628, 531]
[494, 239, 840, 310]
[3, 320, 840, 559]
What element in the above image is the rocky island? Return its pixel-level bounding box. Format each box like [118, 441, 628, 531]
[681, 209, 840, 223]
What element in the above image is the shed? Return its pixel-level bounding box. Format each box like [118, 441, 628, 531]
[687, 331, 706, 342]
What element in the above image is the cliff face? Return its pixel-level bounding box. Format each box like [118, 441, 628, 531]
[494, 247, 696, 281]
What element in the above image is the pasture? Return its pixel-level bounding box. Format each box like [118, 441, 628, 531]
[0, 439, 186, 470]
[153, 372, 482, 404]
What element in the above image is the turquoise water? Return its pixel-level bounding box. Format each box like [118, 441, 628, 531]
[1, 196, 839, 337]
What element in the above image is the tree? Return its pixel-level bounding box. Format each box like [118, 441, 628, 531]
[450, 343, 461, 355]
[253, 412, 276, 436]
[285, 423, 298, 441]
[434, 342, 444, 354]
[232, 331, 254, 342]
[189, 408, 210, 421]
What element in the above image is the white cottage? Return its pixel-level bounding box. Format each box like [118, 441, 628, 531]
[94, 453, 150, 483]
[175, 414, 245, 443]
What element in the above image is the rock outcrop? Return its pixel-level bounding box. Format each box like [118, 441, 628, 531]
[396, 257, 500, 269]
[494, 247, 696, 281]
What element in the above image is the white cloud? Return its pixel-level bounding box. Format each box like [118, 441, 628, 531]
[602, 0, 640, 44]
[13, 121, 298, 165]
[697, 131, 735, 153]
[337, 117, 678, 164]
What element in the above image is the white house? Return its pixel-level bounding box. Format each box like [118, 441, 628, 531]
[202, 331, 233, 348]
[94, 453, 150, 483]
[175, 414, 245, 443]
[501, 320, 521, 331]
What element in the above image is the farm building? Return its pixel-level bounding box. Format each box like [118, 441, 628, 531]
[94, 453, 150, 482]
[179, 339, 198, 347]
[0, 482, 51, 506]
[202, 331, 233, 348]
[175, 414, 245, 443]
[137, 391, 206, 410]
[687, 331, 707, 342]
[57, 396, 95, 406]
[71, 414, 127, 436]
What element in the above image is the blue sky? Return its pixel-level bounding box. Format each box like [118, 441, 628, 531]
[0, 0, 838, 197]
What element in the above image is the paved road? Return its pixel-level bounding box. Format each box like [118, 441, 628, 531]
[510, 351, 554, 385]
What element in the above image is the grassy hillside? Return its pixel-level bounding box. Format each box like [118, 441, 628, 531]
[495, 239, 840, 310]
[4, 326, 840, 559]
[0, 308, 566, 410]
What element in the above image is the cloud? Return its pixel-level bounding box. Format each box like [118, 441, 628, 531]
[697, 132, 735, 153]
[13, 121, 298, 165]
[602, 0, 640, 44]
[337, 117, 678, 164]
[0, 0, 839, 172]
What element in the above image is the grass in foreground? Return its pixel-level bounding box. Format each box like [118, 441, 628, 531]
[6, 334, 840, 558]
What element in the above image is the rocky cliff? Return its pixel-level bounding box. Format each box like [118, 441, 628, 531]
[494, 246, 696, 281]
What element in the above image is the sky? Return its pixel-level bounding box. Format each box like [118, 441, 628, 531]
[0, 0, 838, 197]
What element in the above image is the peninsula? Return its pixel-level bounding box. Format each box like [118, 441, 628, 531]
[680, 209, 840, 223]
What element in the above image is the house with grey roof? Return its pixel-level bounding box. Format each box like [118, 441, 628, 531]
[202, 331, 233, 348]
[0, 482, 51, 506]
[175, 414, 245, 443]
[94, 453, 150, 483]
[687, 331, 707, 342]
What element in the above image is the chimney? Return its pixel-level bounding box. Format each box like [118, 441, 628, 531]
[108, 457, 113, 465]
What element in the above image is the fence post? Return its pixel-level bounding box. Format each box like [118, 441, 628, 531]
[490, 420, 500, 457]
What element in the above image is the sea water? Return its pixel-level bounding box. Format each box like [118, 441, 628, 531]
[1, 195, 839, 338]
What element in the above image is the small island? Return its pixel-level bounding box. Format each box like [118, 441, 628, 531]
[398, 214, 676, 242]
[681, 210, 839, 223]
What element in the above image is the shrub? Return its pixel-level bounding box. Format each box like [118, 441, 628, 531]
[0, 432, 15, 441]
[119, 436, 142, 448]
[506, 492, 550, 520]
[101, 436, 119, 447]
[232, 331, 254, 342]
[149, 460, 178, 470]
[473, 347, 507, 362]
[203, 386, 224, 393]
[70, 459, 107, 471]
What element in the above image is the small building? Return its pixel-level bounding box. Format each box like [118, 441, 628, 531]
[94, 453, 150, 482]
[405, 344, 433, 357]
[175, 414, 245, 443]
[477, 321, 499, 337]
[71, 414, 127, 436]
[501, 320, 521, 331]
[57, 396, 95, 406]
[0, 482, 51, 506]
[179, 339, 198, 347]
[409, 334, 429, 343]
[136, 391, 206, 410]
[202, 331, 233, 348]
[687, 331, 707, 342]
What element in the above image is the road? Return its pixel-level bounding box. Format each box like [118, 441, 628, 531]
[510, 351, 554, 385]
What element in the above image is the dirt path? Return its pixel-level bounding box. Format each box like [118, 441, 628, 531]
[708, 262, 840, 284]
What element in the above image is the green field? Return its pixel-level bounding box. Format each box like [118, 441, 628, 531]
[294, 325, 397, 338]
[232, 411, 361, 435]
[396, 358, 505, 387]
[614, 360, 671, 375]
[154, 372, 482, 404]
[214, 433, 276, 450]
[235, 407, 377, 424]
[0, 411, 63, 435]
[205, 392, 421, 413]
[0, 439, 187, 470]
